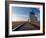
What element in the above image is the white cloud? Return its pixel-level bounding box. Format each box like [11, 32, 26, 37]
[12, 14, 29, 21]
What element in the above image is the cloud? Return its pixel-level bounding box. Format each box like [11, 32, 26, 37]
[12, 14, 29, 21]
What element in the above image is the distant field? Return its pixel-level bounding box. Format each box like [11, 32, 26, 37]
[12, 21, 28, 29]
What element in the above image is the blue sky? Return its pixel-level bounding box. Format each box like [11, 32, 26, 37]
[12, 7, 40, 21]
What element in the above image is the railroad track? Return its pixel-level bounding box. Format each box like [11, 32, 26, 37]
[13, 22, 40, 31]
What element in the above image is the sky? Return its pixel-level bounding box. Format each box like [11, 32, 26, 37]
[12, 7, 40, 21]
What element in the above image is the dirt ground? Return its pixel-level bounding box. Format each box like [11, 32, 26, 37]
[12, 21, 27, 29]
